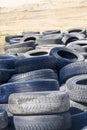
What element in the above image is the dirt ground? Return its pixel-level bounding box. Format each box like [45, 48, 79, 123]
[0, 0, 87, 53]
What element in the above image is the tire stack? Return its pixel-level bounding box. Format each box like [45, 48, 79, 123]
[0, 27, 87, 130]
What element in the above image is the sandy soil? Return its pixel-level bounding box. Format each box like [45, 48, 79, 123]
[0, 0, 87, 34]
[0, 0, 87, 53]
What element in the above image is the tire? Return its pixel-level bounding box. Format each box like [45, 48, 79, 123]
[50, 47, 84, 69]
[8, 91, 69, 115]
[36, 44, 65, 50]
[62, 33, 85, 45]
[0, 110, 8, 130]
[0, 54, 17, 67]
[59, 62, 87, 83]
[36, 34, 64, 45]
[70, 100, 87, 115]
[65, 27, 86, 35]
[8, 69, 58, 82]
[66, 74, 87, 103]
[4, 41, 35, 51]
[67, 44, 85, 52]
[1, 79, 59, 103]
[15, 56, 57, 73]
[71, 112, 87, 130]
[42, 29, 61, 35]
[20, 34, 41, 43]
[5, 35, 23, 44]
[22, 31, 40, 36]
[5, 47, 33, 54]
[0, 69, 15, 84]
[24, 49, 49, 57]
[13, 112, 71, 130]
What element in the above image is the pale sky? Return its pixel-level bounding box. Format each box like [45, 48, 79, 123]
[0, 0, 43, 7]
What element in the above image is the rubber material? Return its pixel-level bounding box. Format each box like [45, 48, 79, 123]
[8, 69, 58, 82]
[50, 47, 84, 69]
[66, 74, 87, 103]
[15, 56, 57, 73]
[60, 62, 87, 83]
[8, 91, 69, 115]
[13, 112, 71, 130]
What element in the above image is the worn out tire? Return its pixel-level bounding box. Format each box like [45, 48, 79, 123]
[15, 56, 57, 73]
[8, 69, 58, 82]
[50, 47, 84, 69]
[8, 91, 69, 115]
[66, 74, 87, 103]
[13, 112, 71, 130]
[59, 62, 87, 83]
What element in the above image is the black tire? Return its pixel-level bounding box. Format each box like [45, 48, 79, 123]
[9, 91, 69, 115]
[67, 44, 85, 52]
[36, 44, 65, 50]
[13, 112, 71, 130]
[8, 69, 58, 82]
[24, 49, 49, 57]
[1, 79, 59, 103]
[0, 58, 16, 69]
[62, 33, 85, 45]
[0, 110, 8, 129]
[65, 27, 86, 35]
[70, 100, 87, 115]
[15, 56, 57, 73]
[0, 69, 15, 84]
[36, 34, 64, 45]
[50, 47, 84, 69]
[22, 31, 40, 36]
[42, 29, 61, 35]
[4, 41, 35, 51]
[5, 35, 23, 44]
[59, 62, 87, 83]
[20, 34, 41, 43]
[5, 47, 33, 54]
[71, 112, 87, 130]
[66, 74, 87, 103]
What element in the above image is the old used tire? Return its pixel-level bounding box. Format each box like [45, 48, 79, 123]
[20, 34, 41, 43]
[50, 47, 84, 69]
[0, 79, 59, 103]
[0, 69, 15, 84]
[24, 49, 49, 57]
[67, 44, 85, 52]
[8, 69, 58, 82]
[15, 56, 57, 73]
[59, 62, 87, 83]
[8, 91, 69, 115]
[36, 34, 64, 45]
[0, 110, 8, 130]
[66, 74, 87, 103]
[13, 112, 71, 130]
[42, 29, 61, 35]
[22, 31, 40, 36]
[71, 112, 87, 130]
[65, 27, 86, 35]
[5, 35, 23, 44]
[0, 55, 16, 69]
[70, 100, 87, 115]
[62, 33, 85, 45]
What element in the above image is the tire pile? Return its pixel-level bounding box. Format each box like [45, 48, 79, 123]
[0, 28, 87, 130]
